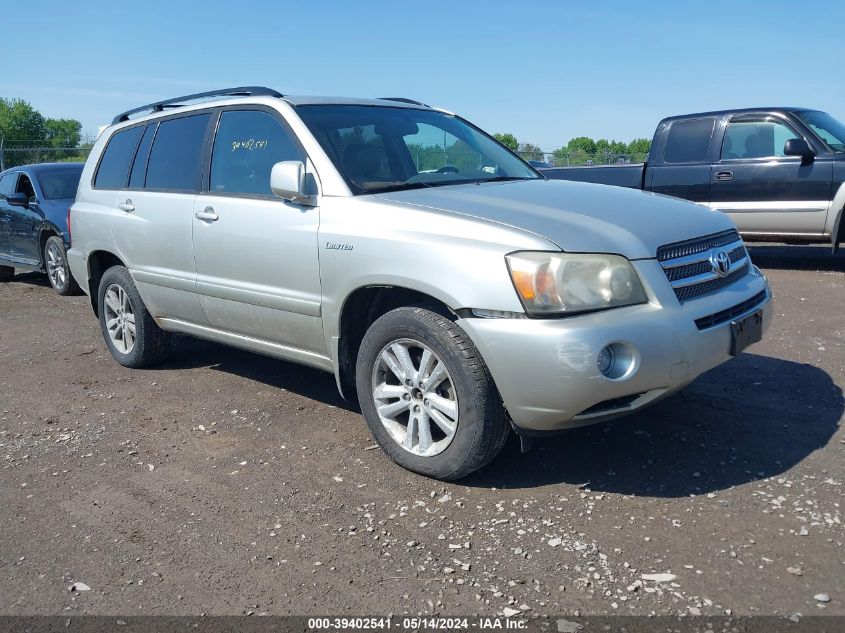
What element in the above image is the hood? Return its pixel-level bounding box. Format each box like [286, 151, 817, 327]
[375, 179, 736, 259]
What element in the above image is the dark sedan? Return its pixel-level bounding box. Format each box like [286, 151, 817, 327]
[0, 162, 84, 294]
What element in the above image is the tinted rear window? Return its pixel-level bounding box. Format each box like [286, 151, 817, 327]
[37, 167, 83, 199]
[129, 123, 157, 188]
[95, 126, 144, 189]
[664, 118, 715, 164]
[145, 114, 210, 191]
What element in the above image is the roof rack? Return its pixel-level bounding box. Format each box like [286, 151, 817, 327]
[377, 97, 430, 107]
[112, 86, 284, 124]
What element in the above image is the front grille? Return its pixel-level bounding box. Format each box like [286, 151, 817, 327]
[657, 229, 741, 262]
[664, 244, 746, 282]
[657, 229, 749, 302]
[694, 290, 768, 330]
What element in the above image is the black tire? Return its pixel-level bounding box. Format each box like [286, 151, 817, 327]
[356, 306, 509, 480]
[0, 265, 13, 282]
[44, 235, 81, 296]
[97, 265, 170, 368]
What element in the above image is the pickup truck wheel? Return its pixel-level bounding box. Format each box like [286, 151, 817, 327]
[44, 235, 81, 296]
[97, 266, 170, 368]
[356, 306, 509, 480]
[0, 265, 13, 282]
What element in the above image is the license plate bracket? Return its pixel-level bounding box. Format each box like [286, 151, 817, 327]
[730, 310, 763, 356]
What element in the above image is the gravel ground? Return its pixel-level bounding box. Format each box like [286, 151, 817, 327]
[0, 244, 842, 618]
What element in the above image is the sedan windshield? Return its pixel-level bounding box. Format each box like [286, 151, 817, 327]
[796, 110, 845, 152]
[297, 104, 541, 194]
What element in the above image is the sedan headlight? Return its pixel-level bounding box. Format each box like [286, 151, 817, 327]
[505, 252, 648, 316]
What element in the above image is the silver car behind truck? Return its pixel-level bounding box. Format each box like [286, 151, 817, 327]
[67, 87, 773, 480]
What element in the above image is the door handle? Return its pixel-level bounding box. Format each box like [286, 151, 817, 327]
[194, 207, 219, 222]
[118, 199, 135, 212]
[714, 171, 734, 182]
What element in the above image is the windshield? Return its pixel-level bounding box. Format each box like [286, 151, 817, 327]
[296, 105, 541, 194]
[795, 110, 845, 152]
[37, 166, 83, 199]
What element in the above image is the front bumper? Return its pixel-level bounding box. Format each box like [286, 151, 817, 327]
[457, 259, 773, 432]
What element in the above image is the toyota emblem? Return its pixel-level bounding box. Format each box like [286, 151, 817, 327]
[709, 249, 731, 277]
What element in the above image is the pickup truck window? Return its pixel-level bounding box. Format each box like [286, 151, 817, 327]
[209, 110, 304, 197]
[722, 118, 800, 160]
[796, 110, 845, 152]
[297, 105, 540, 195]
[664, 118, 715, 164]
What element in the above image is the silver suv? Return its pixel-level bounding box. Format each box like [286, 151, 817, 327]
[68, 87, 773, 480]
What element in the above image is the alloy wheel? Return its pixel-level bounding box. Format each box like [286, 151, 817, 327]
[46, 242, 67, 289]
[371, 338, 459, 457]
[103, 283, 136, 354]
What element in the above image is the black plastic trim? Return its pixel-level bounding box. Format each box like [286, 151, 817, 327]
[112, 86, 283, 124]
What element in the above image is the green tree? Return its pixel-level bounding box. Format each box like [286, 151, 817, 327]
[551, 146, 570, 166]
[609, 140, 628, 155]
[564, 137, 596, 165]
[1, 98, 84, 167]
[627, 137, 651, 160]
[566, 136, 596, 155]
[44, 118, 83, 162]
[493, 132, 519, 151]
[44, 118, 82, 148]
[0, 97, 45, 142]
[594, 138, 611, 162]
[518, 142, 544, 161]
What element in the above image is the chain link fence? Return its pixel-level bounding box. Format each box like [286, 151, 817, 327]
[515, 150, 649, 167]
[0, 144, 93, 171]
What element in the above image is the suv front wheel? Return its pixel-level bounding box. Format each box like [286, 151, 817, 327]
[356, 306, 509, 480]
[97, 266, 170, 368]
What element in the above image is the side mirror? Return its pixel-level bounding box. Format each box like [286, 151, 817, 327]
[270, 161, 312, 203]
[7, 192, 29, 207]
[784, 138, 814, 161]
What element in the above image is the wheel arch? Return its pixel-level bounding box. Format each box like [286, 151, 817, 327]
[86, 250, 127, 316]
[35, 222, 65, 269]
[335, 284, 455, 400]
[827, 181, 845, 253]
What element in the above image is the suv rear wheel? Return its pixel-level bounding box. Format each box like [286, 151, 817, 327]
[356, 306, 509, 480]
[97, 266, 170, 368]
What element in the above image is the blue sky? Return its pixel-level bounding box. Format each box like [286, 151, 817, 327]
[4, 0, 843, 148]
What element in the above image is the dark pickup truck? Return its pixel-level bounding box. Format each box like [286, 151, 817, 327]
[542, 108, 845, 251]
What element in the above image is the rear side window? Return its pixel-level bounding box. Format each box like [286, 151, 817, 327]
[95, 126, 144, 189]
[209, 110, 304, 196]
[145, 114, 211, 192]
[663, 118, 715, 164]
[128, 123, 157, 188]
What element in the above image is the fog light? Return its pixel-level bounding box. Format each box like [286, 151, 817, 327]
[597, 346, 615, 376]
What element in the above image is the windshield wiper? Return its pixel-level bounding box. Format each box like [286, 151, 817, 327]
[480, 176, 535, 183]
[364, 181, 435, 194]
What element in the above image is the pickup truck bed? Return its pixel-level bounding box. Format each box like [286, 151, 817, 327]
[541, 164, 645, 189]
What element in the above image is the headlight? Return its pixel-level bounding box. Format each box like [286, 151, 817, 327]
[505, 251, 648, 316]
